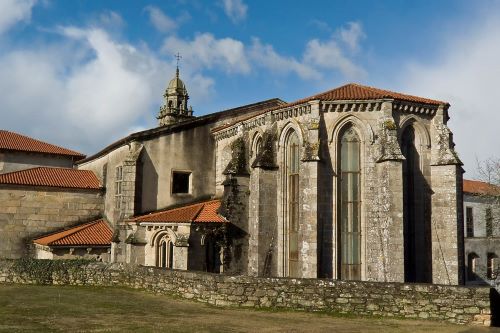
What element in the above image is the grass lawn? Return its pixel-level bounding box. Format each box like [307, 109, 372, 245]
[0, 284, 498, 333]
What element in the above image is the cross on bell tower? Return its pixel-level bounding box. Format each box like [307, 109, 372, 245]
[157, 53, 194, 126]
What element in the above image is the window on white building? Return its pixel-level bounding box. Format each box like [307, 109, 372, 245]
[468, 253, 479, 281]
[487, 253, 497, 279]
[466, 207, 474, 237]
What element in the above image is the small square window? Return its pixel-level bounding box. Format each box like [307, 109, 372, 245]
[172, 171, 191, 194]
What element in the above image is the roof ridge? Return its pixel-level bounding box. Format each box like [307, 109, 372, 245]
[191, 203, 207, 222]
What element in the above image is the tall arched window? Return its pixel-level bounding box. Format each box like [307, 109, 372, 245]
[157, 236, 174, 269]
[286, 131, 300, 277]
[338, 126, 361, 280]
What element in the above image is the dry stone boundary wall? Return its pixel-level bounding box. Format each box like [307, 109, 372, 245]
[0, 260, 496, 326]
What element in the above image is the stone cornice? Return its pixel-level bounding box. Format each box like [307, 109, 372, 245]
[214, 102, 314, 141]
[392, 101, 439, 116]
[321, 100, 383, 113]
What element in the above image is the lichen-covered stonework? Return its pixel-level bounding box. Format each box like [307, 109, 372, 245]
[0, 260, 495, 326]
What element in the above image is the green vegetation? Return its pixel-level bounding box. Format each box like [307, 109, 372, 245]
[0, 284, 497, 333]
[12, 258, 94, 284]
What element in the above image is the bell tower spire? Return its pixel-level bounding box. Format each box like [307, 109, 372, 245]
[157, 53, 194, 126]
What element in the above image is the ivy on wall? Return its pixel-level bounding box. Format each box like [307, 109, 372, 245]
[12, 257, 94, 284]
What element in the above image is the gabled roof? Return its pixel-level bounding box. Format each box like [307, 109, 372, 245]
[0, 167, 101, 189]
[0, 130, 85, 158]
[464, 179, 500, 196]
[133, 199, 227, 224]
[33, 219, 112, 247]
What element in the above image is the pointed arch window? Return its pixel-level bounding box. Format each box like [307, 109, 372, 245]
[253, 135, 262, 159]
[286, 130, 300, 277]
[157, 236, 174, 269]
[338, 126, 361, 280]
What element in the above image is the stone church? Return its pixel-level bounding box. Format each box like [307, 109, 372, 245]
[0, 68, 466, 285]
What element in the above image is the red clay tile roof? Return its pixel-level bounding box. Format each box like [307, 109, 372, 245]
[0, 130, 85, 158]
[33, 219, 112, 247]
[464, 179, 500, 196]
[133, 199, 227, 223]
[0, 167, 101, 189]
[304, 83, 447, 106]
[212, 83, 447, 133]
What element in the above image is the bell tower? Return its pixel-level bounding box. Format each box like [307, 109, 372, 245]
[157, 53, 194, 126]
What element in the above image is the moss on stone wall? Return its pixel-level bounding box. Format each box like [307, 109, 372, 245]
[11, 258, 95, 284]
[223, 137, 249, 175]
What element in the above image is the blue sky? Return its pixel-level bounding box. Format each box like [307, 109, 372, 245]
[0, 0, 499, 177]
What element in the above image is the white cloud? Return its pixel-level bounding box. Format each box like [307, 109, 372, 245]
[0, 0, 37, 34]
[338, 21, 365, 52]
[97, 11, 125, 30]
[162, 33, 251, 74]
[160, 23, 366, 82]
[303, 37, 366, 79]
[401, 13, 500, 176]
[221, 0, 247, 23]
[145, 6, 177, 33]
[249, 38, 320, 80]
[0, 26, 214, 154]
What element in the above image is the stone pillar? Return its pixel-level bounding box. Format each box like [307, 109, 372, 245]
[248, 170, 260, 276]
[248, 167, 279, 276]
[220, 175, 250, 274]
[299, 100, 321, 278]
[249, 126, 279, 277]
[120, 142, 143, 220]
[369, 100, 406, 282]
[430, 105, 463, 285]
[370, 160, 405, 282]
[219, 136, 251, 275]
[173, 234, 189, 270]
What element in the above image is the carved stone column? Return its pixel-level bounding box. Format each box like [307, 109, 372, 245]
[120, 141, 143, 219]
[248, 126, 279, 276]
[298, 100, 321, 278]
[370, 100, 405, 282]
[430, 104, 464, 285]
[219, 136, 250, 275]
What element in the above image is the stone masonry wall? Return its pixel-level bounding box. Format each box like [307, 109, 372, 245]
[0, 260, 496, 326]
[0, 186, 103, 258]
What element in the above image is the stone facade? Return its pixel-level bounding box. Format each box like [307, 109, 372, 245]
[0, 260, 495, 326]
[67, 73, 466, 286]
[0, 185, 103, 258]
[77, 96, 284, 270]
[464, 192, 500, 285]
[213, 97, 462, 284]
